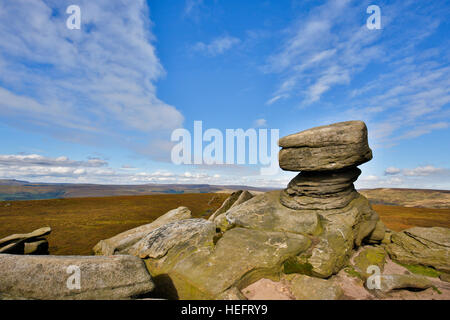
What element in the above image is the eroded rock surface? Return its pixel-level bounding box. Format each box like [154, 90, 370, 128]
[386, 227, 450, 273]
[278, 120, 372, 172]
[0, 254, 154, 300]
[93, 206, 192, 255]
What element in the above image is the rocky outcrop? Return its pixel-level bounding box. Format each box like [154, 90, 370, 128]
[0, 227, 51, 255]
[208, 190, 253, 221]
[386, 227, 450, 273]
[0, 254, 154, 300]
[110, 120, 384, 298]
[93, 206, 192, 255]
[139, 223, 310, 299]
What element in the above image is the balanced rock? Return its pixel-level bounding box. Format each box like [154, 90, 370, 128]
[0, 254, 154, 300]
[93, 206, 192, 255]
[103, 120, 383, 299]
[278, 120, 372, 172]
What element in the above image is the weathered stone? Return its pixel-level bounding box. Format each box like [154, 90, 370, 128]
[144, 227, 311, 299]
[279, 120, 370, 148]
[386, 227, 450, 273]
[216, 287, 247, 300]
[0, 240, 24, 254]
[298, 194, 380, 278]
[0, 254, 154, 300]
[93, 206, 192, 255]
[439, 273, 450, 282]
[376, 274, 432, 293]
[283, 274, 343, 300]
[353, 246, 386, 279]
[24, 238, 49, 255]
[216, 191, 321, 236]
[208, 190, 253, 221]
[125, 219, 217, 259]
[280, 167, 361, 210]
[365, 220, 386, 244]
[278, 121, 372, 171]
[0, 226, 51, 247]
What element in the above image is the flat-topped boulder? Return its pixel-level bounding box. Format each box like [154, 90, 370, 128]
[278, 121, 372, 171]
[0, 254, 154, 300]
[93, 206, 192, 255]
[386, 227, 450, 273]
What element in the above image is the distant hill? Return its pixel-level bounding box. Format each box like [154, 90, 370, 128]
[0, 179, 275, 201]
[359, 188, 450, 209]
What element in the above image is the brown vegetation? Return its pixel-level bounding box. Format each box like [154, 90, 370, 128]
[0, 193, 228, 255]
[373, 204, 450, 232]
[0, 192, 448, 255]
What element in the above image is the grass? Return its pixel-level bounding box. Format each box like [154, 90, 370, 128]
[1, 192, 448, 256]
[372, 204, 450, 232]
[0, 193, 228, 255]
[394, 261, 442, 278]
[344, 266, 364, 280]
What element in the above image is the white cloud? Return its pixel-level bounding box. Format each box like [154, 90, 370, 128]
[253, 118, 267, 127]
[385, 167, 401, 175]
[403, 165, 447, 177]
[265, 0, 382, 106]
[193, 35, 240, 56]
[0, 0, 184, 140]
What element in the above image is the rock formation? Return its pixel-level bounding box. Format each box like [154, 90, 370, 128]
[0, 254, 154, 300]
[3, 120, 449, 300]
[279, 121, 371, 210]
[386, 227, 450, 273]
[0, 226, 51, 255]
[93, 206, 192, 255]
[112, 120, 386, 299]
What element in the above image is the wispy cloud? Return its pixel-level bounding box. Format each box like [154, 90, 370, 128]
[264, 0, 449, 147]
[192, 35, 240, 56]
[385, 165, 449, 177]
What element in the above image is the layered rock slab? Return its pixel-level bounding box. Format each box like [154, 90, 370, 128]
[386, 227, 450, 273]
[280, 167, 361, 210]
[0, 254, 154, 300]
[278, 120, 372, 172]
[93, 206, 192, 255]
[130, 218, 311, 299]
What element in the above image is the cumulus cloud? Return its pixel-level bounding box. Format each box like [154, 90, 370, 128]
[0, 1, 184, 148]
[193, 35, 240, 56]
[0, 153, 289, 187]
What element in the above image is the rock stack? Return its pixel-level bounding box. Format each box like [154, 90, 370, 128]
[278, 121, 372, 210]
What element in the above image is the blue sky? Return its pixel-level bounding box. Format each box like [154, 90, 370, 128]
[0, 0, 449, 189]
